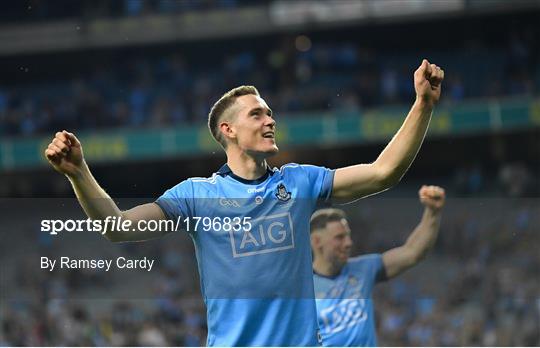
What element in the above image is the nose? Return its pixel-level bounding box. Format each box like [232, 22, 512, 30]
[344, 235, 353, 248]
[265, 115, 276, 129]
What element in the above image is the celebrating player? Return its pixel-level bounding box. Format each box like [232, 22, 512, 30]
[311, 185, 446, 346]
[44, 59, 443, 346]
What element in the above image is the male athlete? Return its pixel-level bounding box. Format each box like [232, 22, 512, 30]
[311, 185, 446, 346]
[44, 59, 444, 346]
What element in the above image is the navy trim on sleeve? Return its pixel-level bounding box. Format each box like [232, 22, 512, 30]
[154, 198, 174, 221]
[376, 254, 388, 283]
[321, 169, 336, 201]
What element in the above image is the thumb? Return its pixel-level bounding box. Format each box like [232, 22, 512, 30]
[63, 130, 81, 148]
[418, 59, 431, 74]
[415, 59, 429, 78]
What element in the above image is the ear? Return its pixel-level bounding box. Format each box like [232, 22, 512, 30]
[310, 233, 320, 249]
[219, 121, 236, 140]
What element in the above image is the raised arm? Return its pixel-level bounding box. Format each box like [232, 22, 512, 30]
[45, 130, 167, 242]
[332, 60, 444, 201]
[382, 185, 445, 279]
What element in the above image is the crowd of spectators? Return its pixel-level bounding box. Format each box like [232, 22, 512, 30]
[372, 196, 539, 346]
[1, 183, 538, 346]
[1, 20, 538, 137]
[1, 4, 539, 346]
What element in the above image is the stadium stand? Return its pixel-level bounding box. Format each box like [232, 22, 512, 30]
[1, 1, 539, 346]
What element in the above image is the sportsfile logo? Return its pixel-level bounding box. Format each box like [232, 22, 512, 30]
[319, 299, 367, 335]
[228, 212, 294, 258]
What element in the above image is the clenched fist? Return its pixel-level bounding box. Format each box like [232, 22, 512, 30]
[419, 185, 445, 212]
[44, 130, 85, 177]
[414, 59, 444, 107]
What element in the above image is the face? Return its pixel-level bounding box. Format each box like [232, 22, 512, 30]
[317, 219, 353, 267]
[222, 94, 278, 156]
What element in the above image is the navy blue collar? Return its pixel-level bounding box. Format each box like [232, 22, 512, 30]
[313, 269, 341, 280]
[216, 164, 274, 185]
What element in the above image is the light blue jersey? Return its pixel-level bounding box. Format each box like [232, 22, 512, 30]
[156, 163, 334, 346]
[314, 254, 386, 347]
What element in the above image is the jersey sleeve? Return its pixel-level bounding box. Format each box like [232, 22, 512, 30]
[299, 164, 335, 201]
[154, 180, 193, 231]
[348, 254, 387, 289]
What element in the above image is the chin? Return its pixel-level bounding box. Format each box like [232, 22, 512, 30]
[267, 145, 279, 154]
[246, 145, 279, 158]
[266, 148, 279, 158]
[260, 144, 280, 155]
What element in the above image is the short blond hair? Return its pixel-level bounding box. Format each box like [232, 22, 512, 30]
[207, 85, 260, 148]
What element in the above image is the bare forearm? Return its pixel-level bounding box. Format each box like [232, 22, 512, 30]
[66, 164, 167, 242]
[67, 162, 123, 220]
[374, 99, 433, 184]
[332, 60, 443, 201]
[45, 131, 167, 242]
[376, 59, 444, 183]
[404, 207, 441, 261]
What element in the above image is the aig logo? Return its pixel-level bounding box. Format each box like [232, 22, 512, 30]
[319, 299, 367, 335]
[228, 212, 294, 258]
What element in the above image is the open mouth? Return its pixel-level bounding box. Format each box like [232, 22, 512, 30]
[262, 131, 275, 139]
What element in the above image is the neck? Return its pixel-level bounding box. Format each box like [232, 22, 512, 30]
[226, 149, 268, 180]
[312, 257, 342, 278]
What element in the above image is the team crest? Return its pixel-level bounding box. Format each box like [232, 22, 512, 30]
[275, 183, 291, 202]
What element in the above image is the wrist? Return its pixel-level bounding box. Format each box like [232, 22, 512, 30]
[414, 96, 435, 111]
[66, 161, 90, 181]
[424, 206, 441, 216]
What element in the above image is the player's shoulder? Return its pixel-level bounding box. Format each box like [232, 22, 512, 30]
[166, 172, 221, 195]
[277, 162, 326, 175]
[278, 162, 301, 171]
[186, 172, 227, 197]
[189, 172, 221, 185]
[348, 253, 383, 268]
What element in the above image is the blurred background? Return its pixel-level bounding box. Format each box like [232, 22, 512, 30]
[0, 0, 539, 346]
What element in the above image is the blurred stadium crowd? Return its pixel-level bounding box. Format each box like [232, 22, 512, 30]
[1, 1, 539, 347]
[371, 199, 539, 346]
[1, 7, 539, 137]
[1, 188, 538, 346]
